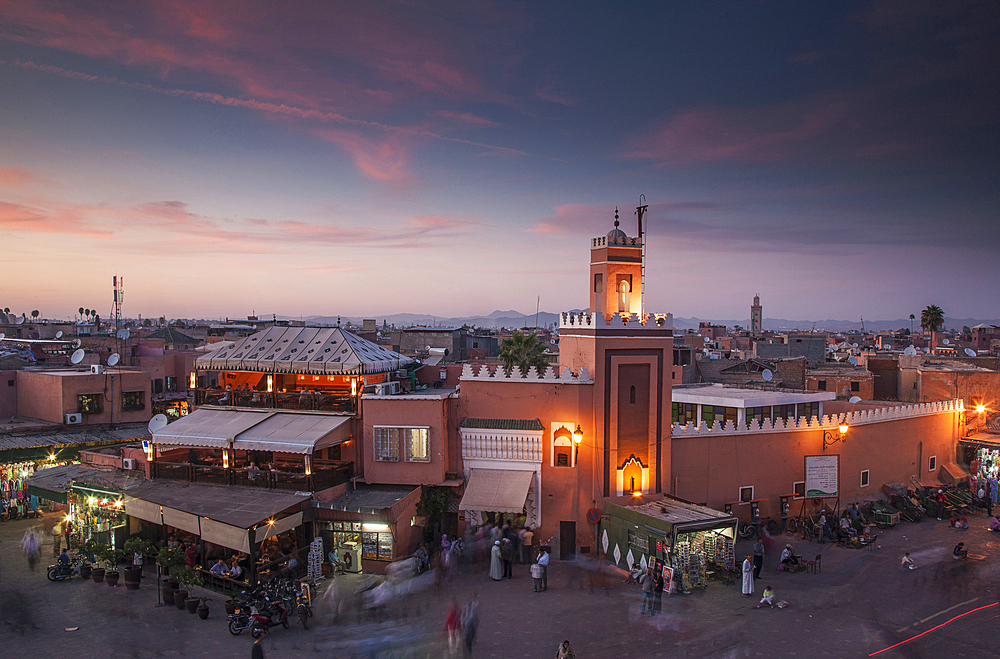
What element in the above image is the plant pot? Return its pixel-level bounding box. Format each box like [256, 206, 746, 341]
[80, 565, 92, 579]
[197, 603, 209, 620]
[91, 567, 105, 583]
[185, 598, 199, 614]
[162, 579, 176, 603]
[105, 570, 120, 587]
[224, 599, 236, 615]
[123, 567, 142, 590]
[174, 589, 188, 609]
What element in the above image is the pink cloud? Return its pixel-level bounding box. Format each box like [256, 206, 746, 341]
[314, 129, 413, 183]
[0, 200, 112, 237]
[528, 201, 718, 235]
[0, 167, 59, 188]
[433, 110, 500, 127]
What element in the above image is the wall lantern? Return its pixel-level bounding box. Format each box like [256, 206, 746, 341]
[189, 372, 197, 389]
[266, 375, 274, 393]
[573, 424, 583, 445]
[351, 377, 358, 397]
[823, 421, 849, 451]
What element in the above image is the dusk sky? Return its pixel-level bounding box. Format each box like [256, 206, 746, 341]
[1, 1, 997, 323]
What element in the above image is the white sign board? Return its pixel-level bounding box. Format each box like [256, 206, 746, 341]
[805, 455, 839, 498]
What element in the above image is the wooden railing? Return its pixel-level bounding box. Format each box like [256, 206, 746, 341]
[194, 388, 356, 414]
[151, 460, 353, 492]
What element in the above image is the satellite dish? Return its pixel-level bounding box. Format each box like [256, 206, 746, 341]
[762, 369, 773, 382]
[904, 346, 917, 356]
[0, 333, 5, 341]
[16, 317, 24, 324]
[147, 414, 169, 434]
[107, 353, 120, 367]
[848, 356, 858, 366]
[116, 328, 131, 340]
[703, 336, 711, 343]
[72, 339, 81, 348]
[884, 344, 891, 350]
[55, 331, 63, 339]
[849, 396, 862, 404]
[965, 348, 977, 357]
[942, 338, 950, 345]
[852, 343, 858, 348]
[70, 349, 85, 364]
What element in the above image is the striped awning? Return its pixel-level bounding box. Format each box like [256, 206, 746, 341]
[459, 469, 533, 514]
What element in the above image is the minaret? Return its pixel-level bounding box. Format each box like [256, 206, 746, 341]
[589, 208, 643, 316]
[750, 294, 762, 336]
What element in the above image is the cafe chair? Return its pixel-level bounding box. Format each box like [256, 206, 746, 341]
[807, 554, 822, 574]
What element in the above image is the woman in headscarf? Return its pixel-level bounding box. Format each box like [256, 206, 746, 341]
[489, 540, 503, 581]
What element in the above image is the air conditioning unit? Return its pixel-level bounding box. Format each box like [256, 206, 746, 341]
[122, 458, 138, 470]
[64, 413, 83, 425]
[90, 364, 104, 375]
[341, 542, 362, 573]
[375, 381, 401, 396]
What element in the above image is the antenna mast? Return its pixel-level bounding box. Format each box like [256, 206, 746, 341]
[636, 195, 648, 316]
[535, 295, 540, 329]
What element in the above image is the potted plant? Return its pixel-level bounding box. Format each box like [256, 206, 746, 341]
[172, 566, 203, 610]
[122, 537, 153, 590]
[156, 546, 186, 603]
[96, 546, 126, 586]
[89, 543, 108, 583]
[223, 589, 238, 615]
[196, 596, 212, 620]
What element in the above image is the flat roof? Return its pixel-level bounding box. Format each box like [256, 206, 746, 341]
[672, 383, 835, 408]
[365, 388, 457, 400]
[626, 497, 735, 527]
[153, 408, 352, 454]
[313, 484, 419, 515]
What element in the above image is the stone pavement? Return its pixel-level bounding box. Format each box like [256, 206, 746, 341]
[1, 512, 999, 658]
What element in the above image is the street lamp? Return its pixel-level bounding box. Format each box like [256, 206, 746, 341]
[573, 424, 583, 445]
[823, 421, 849, 451]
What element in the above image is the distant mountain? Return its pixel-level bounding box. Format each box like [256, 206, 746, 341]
[297, 310, 566, 329]
[673, 316, 1000, 333]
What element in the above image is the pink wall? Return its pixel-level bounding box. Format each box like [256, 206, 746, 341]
[0, 370, 17, 418]
[362, 395, 455, 485]
[17, 370, 153, 425]
[671, 410, 960, 523]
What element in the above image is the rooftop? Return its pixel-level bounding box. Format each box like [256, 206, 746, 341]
[460, 418, 545, 431]
[918, 361, 995, 373]
[672, 383, 836, 408]
[125, 480, 309, 528]
[313, 484, 420, 515]
[144, 327, 201, 344]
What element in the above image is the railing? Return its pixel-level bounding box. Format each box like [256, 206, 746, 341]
[194, 388, 357, 414]
[461, 430, 543, 462]
[151, 460, 353, 492]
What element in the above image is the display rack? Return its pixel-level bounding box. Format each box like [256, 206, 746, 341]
[306, 536, 324, 582]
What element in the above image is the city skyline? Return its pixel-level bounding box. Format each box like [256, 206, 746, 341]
[1, 1, 997, 321]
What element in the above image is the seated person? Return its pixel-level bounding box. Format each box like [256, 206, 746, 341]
[228, 562, 243, 579]
[210, 559, 228, 576]
[958, 516, 969, 530]
[989, 515, 1000, 532]
[625, 564, 643, 584]
[839, 516, 857, 539]
[57, 549, 71, 566]
[413, 544, 429, 571]
[780, 544, 800, 567]
[953, 542, 968, 560]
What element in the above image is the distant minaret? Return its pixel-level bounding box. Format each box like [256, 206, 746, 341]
[750, 294, 762, 336]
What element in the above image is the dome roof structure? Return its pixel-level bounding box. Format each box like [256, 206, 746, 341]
[606, 207, 628, 244]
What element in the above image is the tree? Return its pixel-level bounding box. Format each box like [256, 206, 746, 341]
[84, 309, 91, 319]
[31, 310, 39, 321]
[498, 330, 549, 374]
[909, 313, 915, 335]
[142, 318, 152, 327]
[920, 305, 944, 334]
[78, 307, 84, 318]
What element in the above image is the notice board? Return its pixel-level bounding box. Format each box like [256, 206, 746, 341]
[805, 455, 839, 498]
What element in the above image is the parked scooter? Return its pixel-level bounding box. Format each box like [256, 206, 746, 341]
[250, 598, 290, 638]
[47, 556, 87, 581]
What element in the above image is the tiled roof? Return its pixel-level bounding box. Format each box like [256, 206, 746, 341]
[146, 327, 200, 344]
[460, 418, 544, 431]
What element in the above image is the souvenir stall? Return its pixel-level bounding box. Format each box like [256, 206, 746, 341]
[67, 483, 127, 549]
[602, 496, 737, 594]
[1, 461, 35, 521]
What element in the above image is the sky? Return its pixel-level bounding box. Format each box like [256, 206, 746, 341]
[1, 0, 997, 323]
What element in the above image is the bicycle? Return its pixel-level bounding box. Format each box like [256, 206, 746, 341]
[738, 517, 779, 540]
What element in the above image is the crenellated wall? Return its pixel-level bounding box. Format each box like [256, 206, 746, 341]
[559, 311, 673, 330]
[460, 363, 594, 384]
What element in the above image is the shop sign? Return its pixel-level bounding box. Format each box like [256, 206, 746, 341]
[805, 455, 839, 498]
[656, 540, 662, 552]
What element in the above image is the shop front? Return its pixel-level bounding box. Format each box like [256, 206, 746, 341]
[602, 496, 737, 594]
[68, 482, 128, 549]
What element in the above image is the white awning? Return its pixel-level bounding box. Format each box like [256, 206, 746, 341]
[253, 511, 303, 543]
[233, 414, 352, 454]
[200, 517, 250, 554]
[153, 409, 272, 448]
[196, 326, 410, 375]
[163, 507, 201, 535]
[124, 496, 162, 525]
[459, 469, 533, 514]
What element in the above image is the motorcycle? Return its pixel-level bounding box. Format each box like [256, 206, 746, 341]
[47, 558, 86, 582]
[227, 607, 254, 636]
[250, 599, 290, 638]
[296, 596, 313, 629]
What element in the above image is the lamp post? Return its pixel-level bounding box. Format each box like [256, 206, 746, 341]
[822, 421, 849, 451]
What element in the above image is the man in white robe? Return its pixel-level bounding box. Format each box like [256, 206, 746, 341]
[741, 555, 754, 596]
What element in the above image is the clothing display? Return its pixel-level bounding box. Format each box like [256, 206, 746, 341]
[1, 462, 37, 521]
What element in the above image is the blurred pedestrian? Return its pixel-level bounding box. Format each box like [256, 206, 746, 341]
[556, 640, 576, 659]
[741, 555, 754, 596]
[22, 528, 40, 571]
[752, 538, 764, 579]
[500, 538, 514, 579]
[461, 595, 479, 657]
[444, 597, 461, 655]
[639, 567, 654, 614]
[251, 635, 265, 659]
[489, 541, 502, 581]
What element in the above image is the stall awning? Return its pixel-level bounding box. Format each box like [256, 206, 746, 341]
[201, 517, 250, 554]
[153, 408, 273, 448]
[163, 506, 202, 535]
[233, 414, 352, 454]
[253, 511, 303, 543]
[124, 496, 162, 525]
[25, 464, 96, 504]
[459, 469, 533, 514]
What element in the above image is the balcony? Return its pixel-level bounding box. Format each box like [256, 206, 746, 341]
[460, 432, 543, 462]
[194, 387, 357, 414]
[150, 459, 353, 492]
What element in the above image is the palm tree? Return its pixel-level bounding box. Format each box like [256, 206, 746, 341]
[498, 331, 550, 374]
[31, 310, 39, 321]
[909, 313, 915, 335]
[920, 305, 944, 334]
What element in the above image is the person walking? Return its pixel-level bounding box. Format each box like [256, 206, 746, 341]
[741, 555, 754, 596]
[521, 526, 534, 564]
[461, 595, 479, 657]
[500, 538, 514, 579]
[489, 541, 503, 581]
[652, 567, 664, 615]
[251, 635, 265, 659]
[639, 566, 654, 614]
[443, 597, 461, 656]
[536, 546, 549, 591]
[752, 538, 764, 579]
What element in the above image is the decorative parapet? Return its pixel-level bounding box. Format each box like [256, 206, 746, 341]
[592, 235, 641, 248]
[560, 311, 673, 330]
[460, 429, 543, 462]
[459, 363, 593, 384]
[671, 399, 965, 437]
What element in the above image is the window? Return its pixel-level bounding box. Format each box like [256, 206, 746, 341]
[77, 394, 102, 414]
[851, 381, 860, 392]
[165, 376, 177, 392]
[473, 342, 478, 349]
[627, 528, 648, 553]
[122, 391, 145, 411]
[739, 486, 753, 503]
[629, 385, 636, 404]
[553, 432, 573, 467]
[404, 428, 430, 462]
[793, 481, 805, 499]
[594, 273, 603, 293]
[153, 379, 163, 394]
[860, 470, 870, 488]
[374, 427, 399, 462]
[817, 380, 827, 391]
[928, 456, 937, 472]
[7, 379, 13, 387]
